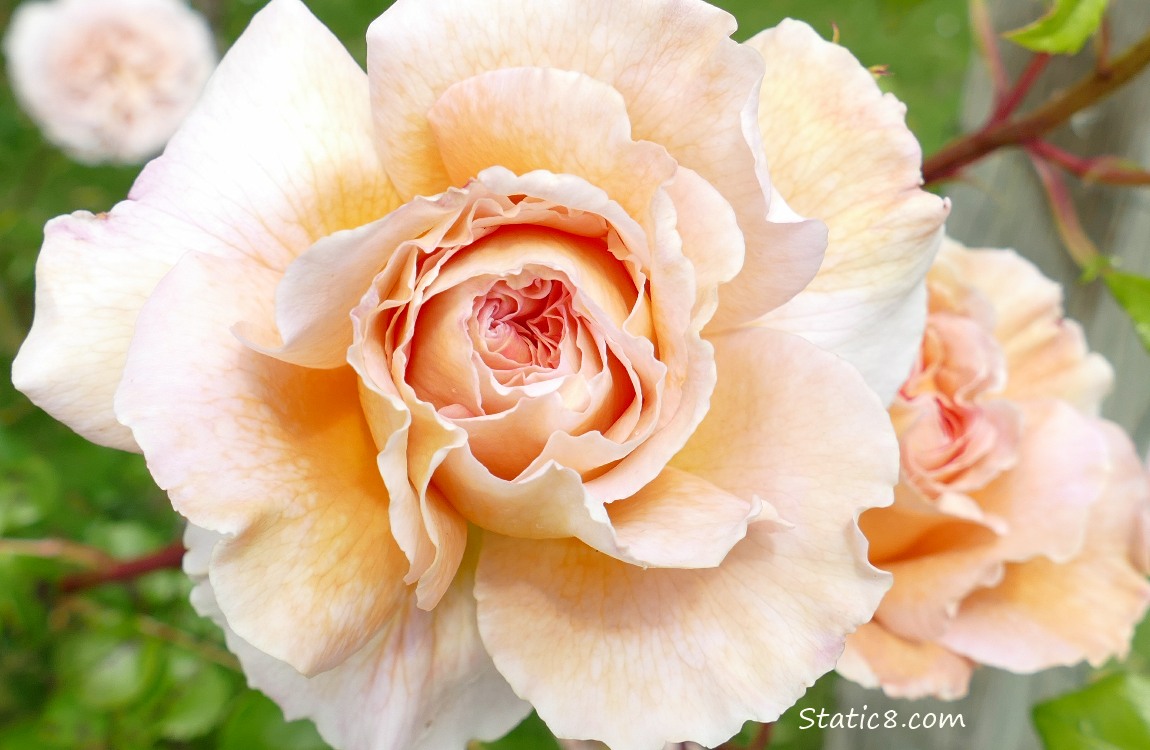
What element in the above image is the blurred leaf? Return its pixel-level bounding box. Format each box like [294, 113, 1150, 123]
[1005, 0, 1109, 54]
[218, 690, 331, 750]
[1034, 672, 1150, 750]
[764, 672, 838, 750]
[477, 712, 561, 750]
[1104, 272, 1150, 353]
[157, 661, 235, 741]
[60, 635, 165, 711]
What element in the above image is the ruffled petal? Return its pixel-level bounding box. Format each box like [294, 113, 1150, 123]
[116, 252, 407, 675]
[838, 622, 974, 701]
[184, 526, 530, 750]
[941, 421, 1150, 672]
[747, 20, 948, 404]
[934, 240, 1113, 414]
[476, 327, 895, 749]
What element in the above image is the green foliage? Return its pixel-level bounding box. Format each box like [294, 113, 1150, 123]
[1034, 672, 1150, 750]
[1005, 0, 1109, 55]
[478, 712, 562, 750]
[1104, 272, 1150, 353]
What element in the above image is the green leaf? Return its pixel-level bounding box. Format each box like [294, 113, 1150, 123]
[1104, 272, 1150, 353]
[218, 691, 331, 750]
[1005, 0, 1109, 54]
[1034, 672, 1150, 750]
[156, 662, 236, 741]
[477, 712, 561, 750]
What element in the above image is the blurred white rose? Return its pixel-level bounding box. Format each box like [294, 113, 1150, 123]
[3, 0, 216, 164]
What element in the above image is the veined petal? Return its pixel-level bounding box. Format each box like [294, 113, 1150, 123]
[747, 20, 949, 404]
[129, 0, 399, 272]
[116, 252, 406, 675]
[185, 526, 530, 750]
[676, 327, 898, 524]
[428, 67, 677, 229]
[476, 327, 894, 749]
[941, 421, 1150, 672]
[476, 518, 884, 750]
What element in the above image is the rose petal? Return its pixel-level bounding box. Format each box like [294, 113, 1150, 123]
[130, 0, 399, 272]
[116, 252, 407, 675]
[747, 19, 948, 404]
[428, 67, 677, 230]
[940, 421, 1150, 672]
[184, 525, 531, 750]
[475, 327, 894, 749]
[974, 400, 1106, 563]
[838, 622, 974, 701]
[674, 327, 898, 523]
[934, 240, 1113, 413]
[476, 516, 884, 750]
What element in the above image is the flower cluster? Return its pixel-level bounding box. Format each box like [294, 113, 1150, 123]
[839, 238, 1150, 699]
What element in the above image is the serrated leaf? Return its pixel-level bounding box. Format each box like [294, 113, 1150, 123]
[1005, 0, 1109, 54]
[1034, 672, 1150, 750]
[1104, 272, 1150, 353]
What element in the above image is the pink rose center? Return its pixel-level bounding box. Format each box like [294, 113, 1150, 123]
[473, 278, 569, 373]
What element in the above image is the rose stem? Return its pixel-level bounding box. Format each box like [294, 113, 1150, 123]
[969, 0, 1009, 97]
[1028, 139, 1150, 185]
[1026, 147, 1103, 271]
[59, 540, 186, 593]
[989, 53, 1051, 123]
[922, 27, 1150, 186]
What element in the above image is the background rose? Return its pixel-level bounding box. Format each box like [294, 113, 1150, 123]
[12, 0, 946, 748]
[839, 237, 1150, 700]
[3, 0, 216, 164]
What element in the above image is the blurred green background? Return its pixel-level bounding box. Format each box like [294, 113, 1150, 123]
[0, 1, 976, 748]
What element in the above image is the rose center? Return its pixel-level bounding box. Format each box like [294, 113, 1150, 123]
[472, 277, 570, 371]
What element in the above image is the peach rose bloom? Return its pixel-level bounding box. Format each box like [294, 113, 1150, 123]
[839, 237, 1150, 700]
[13, 0, 947, 747]
[3, 0, 215, 164]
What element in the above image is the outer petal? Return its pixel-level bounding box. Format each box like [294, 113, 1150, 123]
[11, 0, 395, 450]
[368, 0, 824, 313]
[184, 526, 530, 750]
[427, 67, 677, 229]
[747, 20, 949, 404]
[941, 422, 1150, 672]
[129, 0, 399, 272]
[116, 252, 407, 676]
[368, 0, 760, 207]
[935, 240, 1113, 413]
[838, 622, 974, 701]
[476, 328, 895, 749]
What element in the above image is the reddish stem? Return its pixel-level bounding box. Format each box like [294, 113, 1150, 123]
[1028, 140, 1150, 185]
[990, 53, 1051, 123]
[923, 28, 1150, 185]
[970, 0, 1009, 96]
[1026, 146, 1102, 271]
[60, 541, 186, 593]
